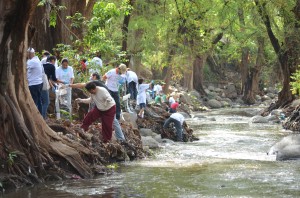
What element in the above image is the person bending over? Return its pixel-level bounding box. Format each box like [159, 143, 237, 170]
[163, 113, 185, 142]
[75, 82, 116, 143]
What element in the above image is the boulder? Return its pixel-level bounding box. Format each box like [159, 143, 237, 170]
[271, 109, 282, 116]
[223, 98, 232, 104]
[261, 95, 271, 102]
[121, 112, 138, 129]
[268, 134, 300, 160]
[139, 128, 155, 137]
[255, 95, 262, 101]
[291, 99, 300, 108]
[266, 93, 276, 99]
[224, 84, 238, 99]
[215, 96, 222, 101]
[189, 90, 201, 99]
[180, 92, 192, 105]
[215, 88, 223, 92]
[208, 99, 222, 109]
[250, 115, 268, 123]
[208, 85, 215, 92]
[220, 101, 230, 107]
[141, 136, 160, 149]
[235, 98, 244, 104]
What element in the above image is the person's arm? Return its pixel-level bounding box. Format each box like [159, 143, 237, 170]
[102, 74, 107, 81]
[77, 97, 92, 104]
[69, 83, 86, 89]
[70, 67, 74, 84]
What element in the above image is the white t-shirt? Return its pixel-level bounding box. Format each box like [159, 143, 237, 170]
[169, 96, 175, 105]
[170, 113, 185, 125]
[56, 66, 74, 84]
[91, 57, 103, 67]
[137, 84, 150, 104]
[27, 56, 43, 86]
[105, 68, 124, 92]
[125, 70, 138, 84]
[41, 57, 47, 64]
[153, 84, 162, 95]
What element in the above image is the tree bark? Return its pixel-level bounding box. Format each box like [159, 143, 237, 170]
[193, 54, 208, 96]
[0, 0, 93, 186]
[243, 37, 265, 104]
[256, 0, 300, 111]
[30, 0, 96, 53]
[121, 0, 135, 66]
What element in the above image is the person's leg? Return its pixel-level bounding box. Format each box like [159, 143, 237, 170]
[67, 87, 72, 119]
[55, 88, 61, 119]
[41, 89, 50, 119]
[128, 81, 135, 100]
[81, 107, 101, 131]
[163, 117, 173, 128]
[173, 120, 183, 141]
[113, 116, 125, 141]
[101, 105, 116, 142]
[37, 83, 43, 115]
[109, 90, 121, 120]
[133, 82, 137, 100]
[29, 85, 39, 108]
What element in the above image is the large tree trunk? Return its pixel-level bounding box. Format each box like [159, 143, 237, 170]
[31, 0, 96, 53]
[193, 54, 207, 96]
[121, 0, 135, 66]
[0, 0, 93, 186]
[243, 37, 265, 104]
[256, 0, 300, 112]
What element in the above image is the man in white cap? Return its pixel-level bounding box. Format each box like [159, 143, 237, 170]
[102, 63, 127, 120]
[27, 48, 43, 114]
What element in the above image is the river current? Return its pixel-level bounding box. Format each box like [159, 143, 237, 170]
[4, 108, 300, 198]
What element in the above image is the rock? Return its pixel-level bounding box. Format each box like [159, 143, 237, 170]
[205, 89, 210, 94]
[261, 95, 271, 102]
[189, 90, 201, 99]
[224, 84, 238, 99]
[154, 134, 163, 143]
[215, 88, 223, 92]
[271, 109, 282, 116]
[235, 98, 244, 104]
[215, 96, 222, 101]
[291, 99, 300, 108]
[250, 115, 268, 123]
[266, 93, 276, 99]
[121, 112, 138, 129]
[161, 138, 175, 144]
[255, 95, 262, 101]
[208, 85, 215, 92]
[139, 128, 155, 137]
[268, 134, 300, 160]
[208, 99, 222, 109]
[223, 98, 232, 104]
[267, 115, 280, 123]
[180, 92, 192, 105]
[141, 136, 160, 149]
[208, 117, 216, 121]
[220, 101, 230, 107]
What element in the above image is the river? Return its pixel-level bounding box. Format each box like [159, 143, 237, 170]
[4, 108, 300, 198]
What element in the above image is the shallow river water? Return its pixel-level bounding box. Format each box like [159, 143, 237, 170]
[4, 108, 300, 198]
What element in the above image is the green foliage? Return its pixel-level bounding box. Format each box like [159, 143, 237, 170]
[106, 163, 119, 169]
[290, 66, 300, 95]
[7, 151, 17, 167]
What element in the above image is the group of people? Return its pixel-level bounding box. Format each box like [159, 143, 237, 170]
[26, 48, 185, 142]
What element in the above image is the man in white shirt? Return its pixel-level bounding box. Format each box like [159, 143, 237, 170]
[102, 64, 127, 120]
[55, 58, 74, 119]
[27, 48, 43, 114]
[125, 69, 138, 100]
[163, 113, 185, 142]
[153, 83, 163, 96]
